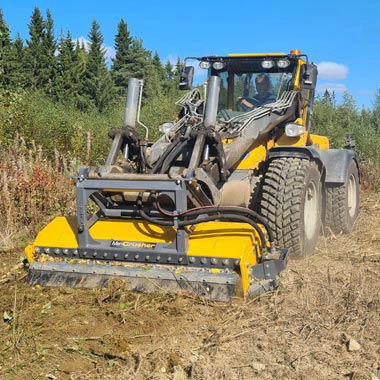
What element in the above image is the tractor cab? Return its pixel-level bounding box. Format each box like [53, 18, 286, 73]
[181, 50, 318, 125]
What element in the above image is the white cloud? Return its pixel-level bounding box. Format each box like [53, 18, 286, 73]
[317, 62, 348, 80]
[104, 46, 116, 62]
[317, 83, 347, 94]
[74, 36, 115, 62]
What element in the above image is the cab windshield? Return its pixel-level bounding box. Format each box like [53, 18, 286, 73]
[207, 57, 298, 120]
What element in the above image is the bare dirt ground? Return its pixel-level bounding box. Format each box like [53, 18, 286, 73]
[1, 190, 380, 380]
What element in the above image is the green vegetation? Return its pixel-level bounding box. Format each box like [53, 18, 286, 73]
[313, 90, 380, 190]
[0, 6, 379, 249]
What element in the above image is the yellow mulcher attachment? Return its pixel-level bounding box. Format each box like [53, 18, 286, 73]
[24, 175, 287, 302]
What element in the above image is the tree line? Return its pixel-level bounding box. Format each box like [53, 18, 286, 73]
[0, 7, 182, 112]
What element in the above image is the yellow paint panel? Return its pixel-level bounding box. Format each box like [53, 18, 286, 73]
[275, 132, 308, 147]
[233, 136, 272, 170]
[188, 222, 261, 261]
[90, 219, 176, 242]
[28, 217, 262, 266]
[32, 216, 79, 249]
[236, 143, 267, 170]
[309, 134, 330, 149]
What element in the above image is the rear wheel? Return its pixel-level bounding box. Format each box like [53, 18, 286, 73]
[324, 160, 360, 234]
[258, 157, 322, 257]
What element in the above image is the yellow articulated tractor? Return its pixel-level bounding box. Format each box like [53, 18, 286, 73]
[25, 50, 360, 301]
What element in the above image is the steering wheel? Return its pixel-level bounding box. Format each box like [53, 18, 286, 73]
[236, 97, 261, 111]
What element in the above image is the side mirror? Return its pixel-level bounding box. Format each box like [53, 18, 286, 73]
[300, 63, 318, 90]
[179, 66, 194, 90]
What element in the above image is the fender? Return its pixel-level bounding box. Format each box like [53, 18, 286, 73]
[317, 149, 359, 184]
[268, 146, 359, 184]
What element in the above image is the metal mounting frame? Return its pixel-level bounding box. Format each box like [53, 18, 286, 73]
[75, 175, 189, 257]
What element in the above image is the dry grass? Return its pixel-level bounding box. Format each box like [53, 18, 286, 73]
[0, 135, 77, 249]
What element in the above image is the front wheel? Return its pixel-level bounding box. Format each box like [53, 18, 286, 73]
[258, 157, 322, 257]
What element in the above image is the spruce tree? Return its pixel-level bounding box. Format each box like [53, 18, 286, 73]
[24, 7, 57, 93]
[164, 60, 174, 80]
[0, 9, 12, 88]
[81, 20, 114, 112]
[25, 7, 45, 90]
[110, 19, 132, 96]
[72, 40, 88, 109]
[41, 10, 57, 94]
[55, 31, 79, 104]
[10, 33, 27, 88]
[152, 51, 166, 83]
[125, 37, 149, 79]
[0, 11, 27, 89]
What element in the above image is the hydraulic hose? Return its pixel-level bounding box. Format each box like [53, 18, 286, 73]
[137, 198, 270, 254]
[159, 139, 189, 174]
[150, 138, 184, 174]
[152, 194, 274, 244]
[181, 208, 273, 245]
[140, 145, 153, 170]
[138, 207, 269, 256]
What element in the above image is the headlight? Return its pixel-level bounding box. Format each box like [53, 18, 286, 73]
[212, 61, 225, 70]
[199, 61, 211, 69]
[261, 60, 274, 69]
[285, 123, 306, 137]
[277, 59, 290, 68]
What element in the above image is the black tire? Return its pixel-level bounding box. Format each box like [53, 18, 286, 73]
[258, 157, 322, 257]
[324, 160, 360, 234]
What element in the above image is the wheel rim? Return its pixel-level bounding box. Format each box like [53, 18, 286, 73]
[347, 173, 358, 218]
[304, 181, 319, 240]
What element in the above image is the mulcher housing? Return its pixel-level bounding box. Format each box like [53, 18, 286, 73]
[25, 50, 360, 301]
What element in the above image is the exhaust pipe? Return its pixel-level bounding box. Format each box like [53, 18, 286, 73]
[124, 78, 141, 129]
[104, 78, 141, 167]
[204, 76, 221, 128]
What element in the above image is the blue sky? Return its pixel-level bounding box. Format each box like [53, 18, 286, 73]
[1, 0, 378, 109]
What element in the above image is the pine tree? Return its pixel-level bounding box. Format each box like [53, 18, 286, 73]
[110, 19, 132, 96]
[25, 7, 45, 90]
[40, 10, 57, 94]
[322, 89, 332, 106]
[124, 37, 153, 101]
[81, 20, 114, 112]
[0, 11, 27, 89]
[174, 58, 184, 81]
[71, 40, 88, 109]
[24, 7, 57, 93]
[164, 60, 174, 81]
[162, 59, 183, 94]
[0, 9, 12, 88]
[152, 51, 165, 82]
[55, 31, 79, 104]
[117, 37, 147, 80]
[9, 33, 27, 87]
